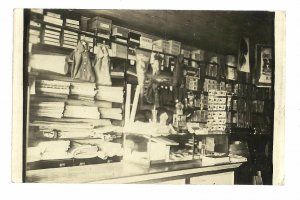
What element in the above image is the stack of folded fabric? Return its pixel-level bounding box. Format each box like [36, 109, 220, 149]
[35, 80, 70, 98]
[69, 82, 96, 101]
[95, 86, 123, 103]
[99, 142, 123, 158]
[43, 11, 63, 46]
[68, 141, 99, 159]
[64, 105, 100, 119]
[99, 108, 122, 120]
[37, 140, 72, 160]
[29, 54, 68, 75]
[38, 127, 95, 139]
[31, 102, 65, 119]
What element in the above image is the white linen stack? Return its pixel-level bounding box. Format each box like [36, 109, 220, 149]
[31, 102, 65, 118]
[64, 105, 100, 119]
[95, 86, 124, 103]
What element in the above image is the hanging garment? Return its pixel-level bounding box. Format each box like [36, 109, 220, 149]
[145, 79, 160, 107]
[150, 52, 163, 76]
[94, 44, 112, 85]
[172, 54, 184, 87]
[69, 40, 96, 82]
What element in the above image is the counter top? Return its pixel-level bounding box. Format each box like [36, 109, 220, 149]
[26, 161, 243, 183]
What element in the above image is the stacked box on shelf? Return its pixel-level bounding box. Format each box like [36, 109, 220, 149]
[128, 32, 141, 61]
[191, 49, 205, 68]
[203, 79, 219, 92]
[29, 8, 43, 21]
[62, 29, 79, 49]
[80, 31, 94, 53]
[28, 21, 42, 44]
[110, 42, 128, 59]
[140, 36, 153, 50]
[153, 39, 168, 53]
[165, 40, 181, 55]
[207, 90, 227, 134]
[112, 26, 129, 44]
[42, 10, 63, 46]
[181, 49, 191, 59]
[63, 11, 81, 30]
[88, 16, 112, 39]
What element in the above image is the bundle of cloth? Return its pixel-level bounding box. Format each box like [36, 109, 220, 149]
[32, 140, 72, 160]
[69, 82, 96, 101]
[94, 44, 112, 86]
[68, 141, 99, 159]
[35, 80, 70, 98]
[30, 102, 65, 119]
[63, 105, 100, 119]
[95, 86, 124, 103]
[29, 54, 68, 75]
[69, 140, 123, 159]
[99, 108, 122, 120]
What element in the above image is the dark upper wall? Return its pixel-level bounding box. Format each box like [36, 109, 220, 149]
[74, 10, 274, 55]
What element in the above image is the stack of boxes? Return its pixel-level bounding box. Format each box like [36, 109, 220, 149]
[185, 66, 201, 91]
[62, 30, 78, 49]
[87, 16, 112, 39]
[206, 56, 220, 77]
[165, 40, 181, 55]
[112, 26, 129, 44]
[128, 32, 141, 61]
[43, 25, 62, 46]
[153, 39, 167, 53]
[28, 21, 42, 44]
[139, 36, 153, 50]
[207, 90, 227, 134]
[43, 11, 63, 46]
[191, 49, 205, 68]
[203, 79, 221, 92]
[64, 12, 81, 30]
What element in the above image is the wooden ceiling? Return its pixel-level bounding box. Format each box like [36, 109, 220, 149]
[75, 10, 274, 55]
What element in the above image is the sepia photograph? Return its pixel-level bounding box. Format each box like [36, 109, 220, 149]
[11, 7, 286, 187]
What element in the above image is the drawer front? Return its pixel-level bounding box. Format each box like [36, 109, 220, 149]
[190, 171, 234, 185]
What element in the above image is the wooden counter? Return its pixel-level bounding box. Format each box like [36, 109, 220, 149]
[26, 161, 243, 184]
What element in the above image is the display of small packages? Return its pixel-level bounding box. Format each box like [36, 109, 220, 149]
[88, 16, 112, 39]
[62, 29, 79, 49]
[43, 24, 62, 47]
[29, 20, 42, 44]
[203, 79, 221, 91]
[112, 26, 129, 44]
[206, 56, 220, 77]
[185, 66, 201, 91]
[207, 90, 227, 133]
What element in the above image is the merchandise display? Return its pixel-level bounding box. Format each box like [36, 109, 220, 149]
[23, 9, 275, 185]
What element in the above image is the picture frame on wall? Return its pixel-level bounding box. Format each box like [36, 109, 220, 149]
[255, 44, 274, 87]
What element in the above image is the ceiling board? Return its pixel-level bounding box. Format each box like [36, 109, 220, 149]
[74, 9, 274, 54]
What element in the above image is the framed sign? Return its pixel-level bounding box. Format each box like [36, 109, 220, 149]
[256, 44, 273, 86]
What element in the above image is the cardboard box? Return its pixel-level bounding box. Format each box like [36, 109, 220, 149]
[88, 16, 112, 32]
[110, 42, 127, 59]
[191, 49, 205, 61]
